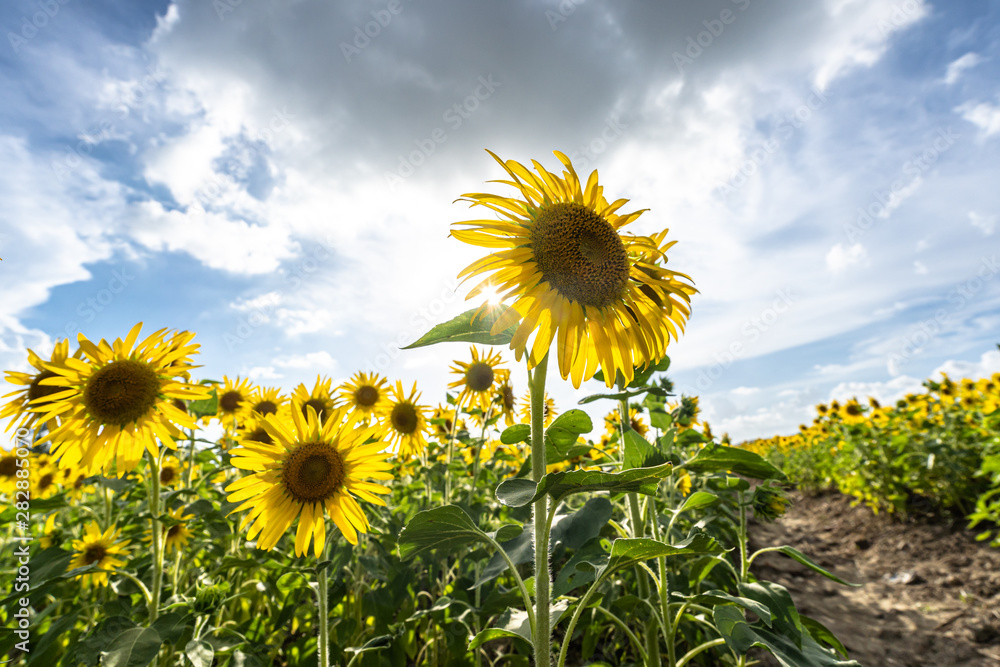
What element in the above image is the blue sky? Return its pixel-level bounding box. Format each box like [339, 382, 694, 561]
[2, 0, 998, 447]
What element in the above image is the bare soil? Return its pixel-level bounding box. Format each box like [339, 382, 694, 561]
[747, 490, 1000, 667]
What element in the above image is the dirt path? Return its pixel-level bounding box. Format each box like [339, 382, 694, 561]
[747, 491, 1000, 667]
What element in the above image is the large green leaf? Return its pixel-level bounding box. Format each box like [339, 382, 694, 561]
[680, 444, 786, 481]
[184, 640, 214, 667]
[500, 424, 531, 445]
[577, 385, 671, 405]
[495, 461, 674, 507]
[477, 498, 612, 588]
[187, 388, 218, 419]
[623, 430, 669, 470]
[577, 535, 725, 584]
[101, 627, 162, 667]
[546, 410, 593, 451]
[402, 306, 519, 349]
[713, 603, 861, 667]
[397, 505, 517, 561]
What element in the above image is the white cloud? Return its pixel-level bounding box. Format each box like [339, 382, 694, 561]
[913, 260, 928, 275]
[826, 242, 869, 273]
[273, 351, 338, 371]
[731, 386, 760, 396]
[956, 99, 1000, 138]
[245, 365, 280, 380]
[943, 52, 981, 85]
[969, 210, 996, 236]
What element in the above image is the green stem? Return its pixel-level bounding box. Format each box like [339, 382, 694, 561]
[677, 638, 727, 667]
[317, 565, 330, 667]
[736, 489, 750, 667]
[145, 451, 163, 624]
[650, 501, 675, 667]
[184, 427, 197, 488]
[529, 353, 551, 667]
[556, 583, 601, 667]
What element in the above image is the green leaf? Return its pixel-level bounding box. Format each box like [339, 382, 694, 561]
[676, 491, 720, 514]
[766, 547, 861, 587]
[496, 461, 675, 507]
[0, 494, 68, 526]
[800, 614, 850, 659]
[680, 444, 787, 481]
[151, 613, 189, 644]
[649, 408, 673, 431]
[101, 627, 162, 667]
[187, 388, 218, 418]
[344, 634, 393, 656]
[468, 628, 532, 652]
[184, 640, 214, 667]
[672, 590, 771, 624]
[546, 409, 593, 452]
[576, 535, 724, 585]
[397, 505, 515, 561]
[623, 430, 668, 470]
[577, 385, 671, 405]
[713, 603, 861, 667]
[500, 424, 531, 445]
[403, 306, 519, 349]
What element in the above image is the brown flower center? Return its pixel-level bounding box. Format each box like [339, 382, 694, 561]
[354, 385, 379, 408]
[301, 398, 331, 422]
[282, 443, 345, 503]
[531, 202, 629, 308]
[253, 400, 278, 416]
[83, 544, 108, 565]
[391, 402, 418, 435]
[28, 369, 62, 402]
[219, 390, 243, 413]
[245, 427, 273, 444]
[160, 466, 176, 485]
[83, 360, 161, 428]
[465, 362, 495, 393]
[0, 456, 17, 478]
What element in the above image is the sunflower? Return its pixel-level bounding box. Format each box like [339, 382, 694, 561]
[449, 347, 507, 415]
[451, 150, 695, 388]
[291, 376, 336, 424]
[338, 372, 390, 421]
[677, 471, 692, 497]
[40, 513, 63, 549]
[30, 324, 209, 476]
[2, 339, 77, 434]
[70, 521, 130, 588]
[225, 406, 392, 555]
[495, 377, 517, 427]
[241, 386, 286, 421]
[838, 399, 866, 425]
[430, 404, 465, 441]
[156, 454, 187, 488]
[216, 376, 254, 428]
[604, 406, 647, 439]
[382, 381, 431, 460]
[518, 389, 557, 427]
[32, 459, 61, 500]
[158, 506, 194, 555]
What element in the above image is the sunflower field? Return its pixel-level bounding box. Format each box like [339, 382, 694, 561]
[3, 153, 873, 667]
[742, 365, 1000, 545]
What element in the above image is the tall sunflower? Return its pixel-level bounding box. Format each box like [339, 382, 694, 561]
[2, 339, 76, 434]
[158, 506, 194, 555]
[338, 372, 390, 421]
[382, 381, 431, 460]
[452, 150, 695, 388]
[216, 376, 255, 428]
[70, 521, 130, 589]
[448, 347, 507, 414]
[226, 406, 392, 555]
[291, 376, 336, 424]
[240, 386, 286, 421]
[30, 324, 209, 476]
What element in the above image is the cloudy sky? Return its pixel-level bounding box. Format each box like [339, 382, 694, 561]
[2, 0, 998, 448]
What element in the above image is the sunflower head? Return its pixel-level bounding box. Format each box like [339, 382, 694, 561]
[70, 521, 130, 588]
[216, 376, 254, 427]
[519, 390, 557, 427]
[448, 347, 506, 414]
[2, 339, 76, 433]
[451, 151, 695, 388]
[225, 406, 393, 555]
[292, 376, 337, 424]
[382, 381, 431, 460]
[338, 372, 390, 419]
[31, 324, 210, 476]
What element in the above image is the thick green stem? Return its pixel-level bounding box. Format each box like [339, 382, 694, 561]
[530, 354, 551, 666]
[317, 565, 330, 667]
[145, 451, 164, 624]
[736, 489, 750, 667]
[650, 501, 675, 667]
